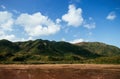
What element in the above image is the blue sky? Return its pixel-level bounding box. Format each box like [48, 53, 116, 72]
[0, 0, 120, 47]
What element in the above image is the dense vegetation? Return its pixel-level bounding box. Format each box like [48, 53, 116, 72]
[76, 42, 120, 56]
[0, 39, 120, 64]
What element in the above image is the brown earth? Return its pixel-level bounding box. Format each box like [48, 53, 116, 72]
[0, 64, 120, 79]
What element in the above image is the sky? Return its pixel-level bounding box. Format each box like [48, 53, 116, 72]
[0, 0, 120, 47]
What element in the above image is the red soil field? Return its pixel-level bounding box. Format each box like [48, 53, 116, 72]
[0, 64, 120, 79]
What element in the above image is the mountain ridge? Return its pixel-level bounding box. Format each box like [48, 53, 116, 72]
[0, 39, 120, 64]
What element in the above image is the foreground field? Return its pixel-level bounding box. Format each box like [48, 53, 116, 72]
[0, 64, 120, 79]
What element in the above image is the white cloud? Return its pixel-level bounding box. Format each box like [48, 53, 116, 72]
[62, 4, 83, 27]
[1, 5, 6, 9]
[0, 11, 16, 41]
[0, 34, 16, 41]
[83, 22, 96, 29]
[106, 12, 116, 20]
[0, 4, 97, 42]
[0, 11, 14, 31]
[83, 17, 96, 29]
[16, 12, 60, 36]
[17, 37, 34, 42]
[0, 34, 34, 42]
[0, 30, 4, 35]
[70, 38, 85, 43]
[56, 18, 61, 24]
[0, 11, 61, 41]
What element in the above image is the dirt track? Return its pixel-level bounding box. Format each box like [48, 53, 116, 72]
[0, 64, 120, 79]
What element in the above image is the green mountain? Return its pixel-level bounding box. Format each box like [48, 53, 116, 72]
[75, 42, 120, 56]
[0, 39, 20, 61]
[0, 39, 120, 64]
[75, 42, 120, 64]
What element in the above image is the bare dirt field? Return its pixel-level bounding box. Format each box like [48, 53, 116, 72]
[0, 64, 120, 79]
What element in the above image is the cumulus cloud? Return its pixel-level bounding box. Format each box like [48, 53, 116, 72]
[62, 4, 83, 27]
[0, 33, 16, 41]
[0, 4, 96, 42]
[0, 11, 16, 41]
[0, 11, 61, 41]
[16, 12, 60, 36]
[70, 38, 85, 43]
[106, 12, 116, 20]
[0, 11, 14, 31]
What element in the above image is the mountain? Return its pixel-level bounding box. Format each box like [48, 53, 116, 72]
[14, 39, 100, 61]
[0, 39, 120, 64]
[75, 42, 120, 56]
[0, 39, 20, 61]
[75, 42, 120, 64]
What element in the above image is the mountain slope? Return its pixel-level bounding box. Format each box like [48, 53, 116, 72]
[0, 39, 120, 64]
[0, 39, 20, 61]
[14, 39, 100, 61]
[75, 42, 120, 56]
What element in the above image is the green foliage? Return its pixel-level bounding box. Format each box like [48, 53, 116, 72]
[0, 39, 120, 64]
[85, 56, 120, 64]
[76, 42, 120, 56]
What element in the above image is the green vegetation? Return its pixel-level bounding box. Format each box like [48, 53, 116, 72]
[86, 56, 120, 64]
[0, 39, 120, 64]
[76, 42, 120, 56]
